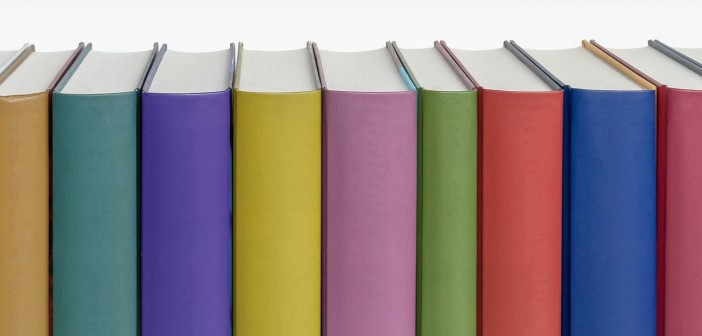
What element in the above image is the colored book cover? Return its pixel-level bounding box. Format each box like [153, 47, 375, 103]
[313, 43, 417, 336]
[592, 39, 702, 336]
[512, 40, 657, 336]
[444, 41, 563, 336]
[0, 43, 81, 336]
[51, 43, 156, 336]
[141, 45, 233, 336]
[233, 42, 322, 336]
[392, 41, 478, 336]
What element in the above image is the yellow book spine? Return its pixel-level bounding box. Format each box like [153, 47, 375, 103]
[234, 90, 321, 336]
[0, 93, 50, 335]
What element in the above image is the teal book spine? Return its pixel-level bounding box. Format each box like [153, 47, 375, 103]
[52, 92, 138, 336]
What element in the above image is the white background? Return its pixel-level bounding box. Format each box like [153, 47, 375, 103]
[1, 0, 701, 52]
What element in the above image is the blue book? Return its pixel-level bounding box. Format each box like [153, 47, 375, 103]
[511, 40, 657, 336]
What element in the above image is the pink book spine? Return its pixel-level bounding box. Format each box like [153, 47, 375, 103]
[323, 90, 417, 336]
[664, 88, 702, 335]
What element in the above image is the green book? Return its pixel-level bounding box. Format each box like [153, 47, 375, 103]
[51, 44, 155, 336]
[393, 42, 478, 336]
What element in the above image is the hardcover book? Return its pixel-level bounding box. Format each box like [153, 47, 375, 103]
[141, 44, 234, 336]
[52, 43, 156, 336]
[444, 41, 563, 336]
[591, 40, 702, 336]
[392, 41, 477, 336]
[513, 40, 657, 336]
[313, 43, 417, 336]
[233, 42, 322, 336]
[0, 43, 81, 336]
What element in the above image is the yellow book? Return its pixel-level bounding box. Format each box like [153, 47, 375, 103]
[234, 43, 322, 336]
[0, 44, 80, 335]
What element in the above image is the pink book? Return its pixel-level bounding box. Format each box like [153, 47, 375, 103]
[313, 43, 417, 336]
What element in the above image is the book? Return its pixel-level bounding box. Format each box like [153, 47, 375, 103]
[392, 41, 477, 336]
[52, 43, 157, 336]
[0, 43, 81, 336]
[233, 42, 322, 336]
[512, 40, 657, 336]
[312, 43, 417, 336]
[443, 41, 563, 336]
[590, 39, 702, 336]
[141, 45, 234, 336]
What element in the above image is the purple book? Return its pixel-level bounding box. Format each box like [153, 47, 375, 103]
[140, 44, 234, 336]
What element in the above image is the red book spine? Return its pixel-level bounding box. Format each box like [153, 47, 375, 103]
[480, 89, 563, 336]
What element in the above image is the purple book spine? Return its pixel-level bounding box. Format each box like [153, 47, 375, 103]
[141, 91, 232, 336]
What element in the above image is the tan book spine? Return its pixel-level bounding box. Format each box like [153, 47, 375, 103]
[0, 92, 50, 335]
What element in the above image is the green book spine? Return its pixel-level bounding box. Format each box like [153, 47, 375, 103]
[418, 89, 478, 336]
[52, 92, 138, 336]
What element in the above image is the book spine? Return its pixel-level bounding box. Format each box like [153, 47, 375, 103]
[52, 92, 139, 336]
[662, 88, 702, 335]
[418, 90, 477, 336]
[562, 85, 572, 336]
[568, 89, 656, 335]
[480, 89, 563, 336]
[323, 90, 417, 336]
[657, 85, 668, 336]
[234, 90, 322, 336]
[141, 91, 231, 335]
[0, 93, 50, 336]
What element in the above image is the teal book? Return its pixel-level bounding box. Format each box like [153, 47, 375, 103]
[51, 43, 156, 336]
[392, 41, 478, 336]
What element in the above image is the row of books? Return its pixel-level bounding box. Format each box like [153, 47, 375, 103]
[0, 39, 699, 336]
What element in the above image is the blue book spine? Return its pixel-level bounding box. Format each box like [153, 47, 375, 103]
[568, 88, 656, 336]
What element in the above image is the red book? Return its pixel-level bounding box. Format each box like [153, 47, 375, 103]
[442, 41, 563, 336]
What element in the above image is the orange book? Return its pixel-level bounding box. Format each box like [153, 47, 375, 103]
[0, 43, 81, 335]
